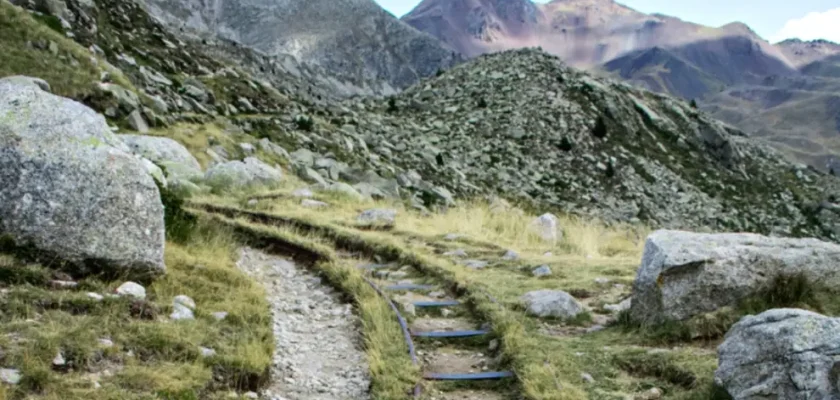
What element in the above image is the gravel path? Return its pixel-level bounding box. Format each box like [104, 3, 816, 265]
[237, 248, 371, 400]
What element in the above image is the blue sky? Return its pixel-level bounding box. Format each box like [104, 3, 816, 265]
[374, 0, 840, 43]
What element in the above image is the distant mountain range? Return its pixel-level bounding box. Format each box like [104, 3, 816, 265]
[402, 0, 840, 171]
[137, 0, 840, 171]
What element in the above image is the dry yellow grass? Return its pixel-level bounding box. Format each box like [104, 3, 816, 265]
[188, 185, 734, 400]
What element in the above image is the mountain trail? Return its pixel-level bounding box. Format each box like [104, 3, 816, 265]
[236, 247, 371, 400]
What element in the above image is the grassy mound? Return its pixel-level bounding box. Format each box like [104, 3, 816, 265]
[0, 0, 131, 100]
[0, 218, 272, 400]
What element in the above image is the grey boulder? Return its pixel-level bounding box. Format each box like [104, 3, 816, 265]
[630, 230, 840, 324]
[0, 78, 165, 276]
[204, 157, 283, 191]
[715, 308, 840, 400]
[521, 290, 584, 319]
[119, 134, 203, 181]
[357, 209, 397, 226]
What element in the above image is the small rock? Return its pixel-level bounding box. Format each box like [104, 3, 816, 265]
[292, 188, 314, 198]
[501, 250, 519, 260]
[529, 213, 562, 243]
[403, 303, 416, 317]
[301, 199, 329, 208]
[604, 298, 632, 313]
[521, 290, 584, 319]
[239, 143, 255, 154]
[244, 392, 258, 399]
[0, 368, 21, 385]
[247, 199, 258, 207]
[532, 265, 552, 277]
[635, 388, 663, 400]
[357, 209, 397, 226]
[170, 303, 195, 321]
[462, 259, 489, 269]
[87, 292, 104, 301]
[488, 339, 499, 352]
[211, 311, 228, 321]
[443, 249, 468, 258]
[115, 282, 146, 300]
[98, 338, 114, 348]
[594, 277, 611, 285]
[52, 352, 66, 367]
[443, 233, 462, 241]
[51, 280, 78, 289]
[126, 109, 149, 133]
[581, 373, 594, 383]
[173, 295, 196, 310]
[199, 347, 217, 357]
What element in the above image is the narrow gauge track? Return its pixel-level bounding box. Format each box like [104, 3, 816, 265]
[191, 203, 518, 399]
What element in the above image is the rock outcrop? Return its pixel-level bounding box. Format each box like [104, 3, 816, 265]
[715, 308, 840, 399]
[137, 0, 462, 91]
[0, 78, 165, 276]
[630, 230, 840, 324]
[204, 157, 283, 191]
[120, 134, 203, 181]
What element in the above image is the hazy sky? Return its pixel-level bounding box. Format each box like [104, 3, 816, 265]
[374, 0, 840, 44]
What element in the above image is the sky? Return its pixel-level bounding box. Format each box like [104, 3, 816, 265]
[374, 0, 840, 44]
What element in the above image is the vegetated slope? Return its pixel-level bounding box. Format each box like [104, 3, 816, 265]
[137, 0, 462, 92]
[311, 49, 840, 239]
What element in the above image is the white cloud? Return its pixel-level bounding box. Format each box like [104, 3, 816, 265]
[769, 7, 840, 43]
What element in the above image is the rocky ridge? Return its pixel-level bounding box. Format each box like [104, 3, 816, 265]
[295, 49, 840, 239]
[136, 0, 463, 92]
[6, 0, 840, 241]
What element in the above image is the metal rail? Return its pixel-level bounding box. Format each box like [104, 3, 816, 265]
[361, 276, 423, 398]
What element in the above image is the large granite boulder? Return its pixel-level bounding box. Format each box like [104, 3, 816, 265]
[204, 157, 283, 191]
[630, 230, 840, 324]
[715, 308, 840, 399]
[119, 134, 202, 181]
[0, 77, 165, 276]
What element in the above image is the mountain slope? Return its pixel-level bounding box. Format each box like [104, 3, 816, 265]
[301, 49, 840, 239]
[138, 0, 462, 92]
[777, 39, 840, 68]
[599, 35, 797, 100]
[402, 0, 792, 70]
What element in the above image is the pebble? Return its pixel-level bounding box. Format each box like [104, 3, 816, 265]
[87, 292, 104, 301]
[0, 368, 21, 385]
[212, 311, 229, 321]
[199, 347, 217, 357]
[532, 265, 552, 277]
[115, 282, 146, 299]
[443, 249, 468, 258]
[581, 372, 595, 383]
[301, 199, 329, 208]
[170, 303, 195, 321]
[173, 295, 196, 310]
[501, 250, 519, 260]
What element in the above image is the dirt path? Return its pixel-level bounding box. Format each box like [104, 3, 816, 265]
[237, 247, 371, 400]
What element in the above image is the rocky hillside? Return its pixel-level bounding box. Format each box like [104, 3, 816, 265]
[137, 0, 462, 92]
[403, 0, 840, 175]
[5, 0, 840, 242]
[777, 38, 840, 68]
[272, 48, 840, 240]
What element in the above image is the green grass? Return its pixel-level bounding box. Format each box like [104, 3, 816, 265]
[185, 194, 736, 399]
[0, 0, 133, 100]
[0, 216, 273, 400]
